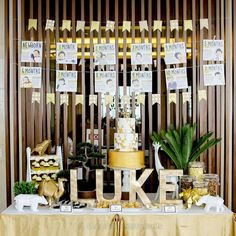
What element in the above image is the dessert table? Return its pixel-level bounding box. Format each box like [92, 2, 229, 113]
[0, 203, 234, 236]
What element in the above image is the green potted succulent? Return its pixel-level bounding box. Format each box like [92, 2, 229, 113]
[68, 142, 105, 198]
[13, 181, 37, 196]
[150, 123, 221, 173]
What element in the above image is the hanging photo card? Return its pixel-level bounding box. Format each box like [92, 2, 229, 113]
[56, 70, 77, 92]
[94, 44, 116, 65]
[95, 71, 116, 94]
[131, 71, 152, 93]
[131, 43, 152, 65]
[21, 41, 43, 63]
[165, 67, 188, 90]
[203, 40, 224, 61]
[164, 42, 186, 65]
[20, 66, 42, 88]
[56, 43, 77, 64]
[203, 64, 225, 86]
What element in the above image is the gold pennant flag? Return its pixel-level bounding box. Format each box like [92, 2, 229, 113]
[89, 95, 97, 106]
[28, 19, 37, 30]
[61, 20, 71, 31]
[170, 20, 179, 31]
[182, 92, 191, 103]
[105, 95, 113, 106]
[153, 20, 162, 32]
[200, 18, 209, 30]
[139, 20, 148, 32]
[122, 21, 131, 32]
[60, 94, 69, 105]
[184, 20, 193, 31]
[46, 93, 55, 104]
[106, 20, 115, 32]
[121, 95, 130, 105]
[45, 19, 55, 31]
[198, 90, 207, 101]
[152, 94, 160, 105]
[76, 95, 84, 105]
[91, 21, 100, 32]
[32, 92, 40, 104]
[76, 20, 85, 32]
[169, 93, 177, 104]
[137, 94, 145, 105]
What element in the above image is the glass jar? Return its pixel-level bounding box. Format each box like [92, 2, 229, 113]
[203, 174, 219, 196]
[180, 175, 195, 191]
[188, 161, 205, 181]
[193, 181, 208, 196]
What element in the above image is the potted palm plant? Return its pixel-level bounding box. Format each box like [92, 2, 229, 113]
[150, 123, 221, 173]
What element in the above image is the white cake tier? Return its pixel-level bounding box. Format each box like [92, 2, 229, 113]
[117, 118, 135, 134]
[114, 133, 138, 151]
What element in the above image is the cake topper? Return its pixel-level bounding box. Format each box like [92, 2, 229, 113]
[121, 111, 131, 118]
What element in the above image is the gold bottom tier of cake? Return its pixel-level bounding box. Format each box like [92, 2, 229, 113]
[109, 150, 145, 169]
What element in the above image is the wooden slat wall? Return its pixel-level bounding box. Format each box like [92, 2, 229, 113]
[3, 0, 236, 211]
[156, 0, 161, 133]
[71, 0, 76, 155]
[45, 0, 51, 146]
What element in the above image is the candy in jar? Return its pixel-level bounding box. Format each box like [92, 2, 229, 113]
[188, 161, 205, 181]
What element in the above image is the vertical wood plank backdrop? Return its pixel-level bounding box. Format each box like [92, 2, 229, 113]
[3, 0, 236, 211]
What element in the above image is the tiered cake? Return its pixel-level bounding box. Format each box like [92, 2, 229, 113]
[109, 118, 144, 169]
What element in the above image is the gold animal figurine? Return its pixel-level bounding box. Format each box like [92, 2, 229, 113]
[38, 178, 67, 207]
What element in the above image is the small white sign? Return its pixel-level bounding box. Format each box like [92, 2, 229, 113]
[110, 204, 122, 212]
[95, 71, 116, 94]
[60, 204, 73, 212]
[131, 43, 152, 65]
[21, 41, 43, 63]
[164, 42, 186, 65]
[203, 39, 224, 61]
[164, 205, 176, 213]
[56, 42, 77, 64]
[56, 70, 77, 92]
[165, 67, 188, 90]
[131, 71, 152, 93]
[203, 64, 225, 86]
[94, 43, 116, 65]
[20, 66, 42, 88]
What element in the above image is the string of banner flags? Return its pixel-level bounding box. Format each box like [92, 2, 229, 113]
[31, 90, 207, 106]
[27, 18, 211, 32]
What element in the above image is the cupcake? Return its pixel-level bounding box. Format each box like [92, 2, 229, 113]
[42, 174, 48, 179]
[51, 174, 57, 179]
[40, 161, 46, 166]
[36, 176, 42, 181]
[53, 162, 59, 167]
[32, 175, 38, 180]
[34, 163, 40, 168]
[48, 160, 54, 165]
